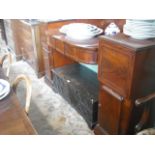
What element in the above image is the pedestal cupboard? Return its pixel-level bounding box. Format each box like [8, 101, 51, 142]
[95, 34, 155, 134]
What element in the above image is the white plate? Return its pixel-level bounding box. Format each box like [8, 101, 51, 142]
[60, 23, 98, 33]
[0, 83, 4, 92]
[126, 20, 155, 26]
[130, 34, 155, 40]
[124, 26, 155, 36]
[123, 20, 155, 40]
[0, 79, 10, 97]
[66, 29, 103, 40]
[124, 25, 155, 33]
[59, 23, 103, 40]
[0, 87, 10, 100]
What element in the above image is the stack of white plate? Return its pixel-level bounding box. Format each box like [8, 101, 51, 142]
[0, 79, 10, 100]
[59, 23, 103, 40]
[123, 19, 155, 39]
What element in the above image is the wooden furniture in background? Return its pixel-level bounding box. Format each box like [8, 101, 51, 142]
[10, 20, 44, 77]
[95, 33, 155, 134]
[3, 20, 16, 52]
[0, 19, 7, 45]
[0, 68, 36, 134]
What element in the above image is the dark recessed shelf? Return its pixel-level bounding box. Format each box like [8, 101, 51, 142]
[52, 63, 99, 128]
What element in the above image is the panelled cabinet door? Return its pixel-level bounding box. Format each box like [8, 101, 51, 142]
[98, 85, 124, 134]
[98, 43, 134, 98]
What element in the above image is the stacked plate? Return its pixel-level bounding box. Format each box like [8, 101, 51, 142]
[0, 79, 10, 100]
[59, 23, 103, 40]
[123, 19, 155, 39]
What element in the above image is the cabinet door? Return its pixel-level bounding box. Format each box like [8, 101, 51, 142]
[98, 44, 134, 98]
[98, 85, 124, 134]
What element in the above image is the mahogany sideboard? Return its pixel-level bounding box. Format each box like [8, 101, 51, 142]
[41, 19, 130, 131]
[41, 19, 125, 83]
[95, 34, 155, 134]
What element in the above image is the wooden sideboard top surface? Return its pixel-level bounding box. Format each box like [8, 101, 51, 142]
[100, 33, 155, 51]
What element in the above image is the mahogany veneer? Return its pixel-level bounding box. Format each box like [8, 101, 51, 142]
[95, 33, 155, 134]
[41, 19, 125, 83]
[51, 34, 99, 64]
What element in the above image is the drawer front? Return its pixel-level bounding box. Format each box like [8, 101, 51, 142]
[65, 44, 77, 60]
[98, 85, 123, 134]
[55, 38, 64, 54]
[98, 45, 134, 97]
[77, 48, 97, 64]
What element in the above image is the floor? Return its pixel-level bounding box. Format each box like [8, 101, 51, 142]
[8, 59, 93, 135]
